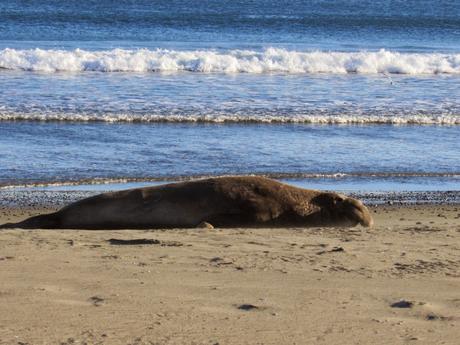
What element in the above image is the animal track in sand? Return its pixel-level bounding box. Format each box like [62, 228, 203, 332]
[316, 246, 345, 255]
[393, 259, 460, 276]
[209, 257, 234, 266]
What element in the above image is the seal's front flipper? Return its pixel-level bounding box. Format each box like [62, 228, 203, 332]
[196, 221, 214, 229]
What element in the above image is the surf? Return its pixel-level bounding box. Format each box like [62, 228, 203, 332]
[1, 48, 459, 74]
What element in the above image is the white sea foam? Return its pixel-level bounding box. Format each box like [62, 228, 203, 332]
[0, 112, 458, 124]
[1, 48, 460, 74]
[1, 172, 458, 190]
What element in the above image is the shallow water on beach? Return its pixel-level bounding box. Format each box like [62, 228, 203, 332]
[1, 122, 459, 192]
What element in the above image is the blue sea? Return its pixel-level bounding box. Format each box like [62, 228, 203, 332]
[0, 0, 459, 194]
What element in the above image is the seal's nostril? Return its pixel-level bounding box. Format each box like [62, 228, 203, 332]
[361, 215, 374, 227]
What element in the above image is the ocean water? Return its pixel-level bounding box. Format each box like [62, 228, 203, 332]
[0, 0, 459, 193]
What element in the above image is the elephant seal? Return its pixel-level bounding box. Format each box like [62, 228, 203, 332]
[0, 176, 373, 229]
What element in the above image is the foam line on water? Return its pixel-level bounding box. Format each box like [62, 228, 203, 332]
[1, 172, 459, 189]
[1, 48, 460, 74]
[0, 113, 456, 125]
[0, 112, 459, 125]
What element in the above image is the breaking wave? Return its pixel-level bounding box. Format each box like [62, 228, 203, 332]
[1, 47, 460, 74]
[0, 112, 458, 125]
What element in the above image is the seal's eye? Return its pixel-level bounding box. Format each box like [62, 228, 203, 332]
[333, 198, 343, 207]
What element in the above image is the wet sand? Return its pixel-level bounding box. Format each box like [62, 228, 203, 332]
[0, 204, 459, 344]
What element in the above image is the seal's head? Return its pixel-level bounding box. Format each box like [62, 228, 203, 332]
[312, 193, 373, 227]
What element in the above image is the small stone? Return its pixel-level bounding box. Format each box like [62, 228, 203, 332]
[426, 313, 439, 320]
[391, 300, 413, 308]
[237, 304, 259, 311]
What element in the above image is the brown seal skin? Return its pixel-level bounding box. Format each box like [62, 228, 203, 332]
[0, 176, 373, 229]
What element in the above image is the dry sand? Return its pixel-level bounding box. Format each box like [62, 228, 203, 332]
[1, 204, 459, 344]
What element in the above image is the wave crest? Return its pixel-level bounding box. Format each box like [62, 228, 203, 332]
[1, 48, 459, 74]
[0, 112, 458, 125]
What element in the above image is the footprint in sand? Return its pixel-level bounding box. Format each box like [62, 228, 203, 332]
[389, 300, 456, 322]
[88, 295, 105, 307]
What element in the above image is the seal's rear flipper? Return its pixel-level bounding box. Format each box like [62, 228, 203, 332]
[0, 222, 16, 229]
[0, 213, 60, 229]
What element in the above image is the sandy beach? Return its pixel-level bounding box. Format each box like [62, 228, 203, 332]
[1, 203, 459, 345]
[2, 1, 460, 345]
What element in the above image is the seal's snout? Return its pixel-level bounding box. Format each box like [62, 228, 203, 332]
[343, 198, 374, 227]
[312, 193, 373, 227]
